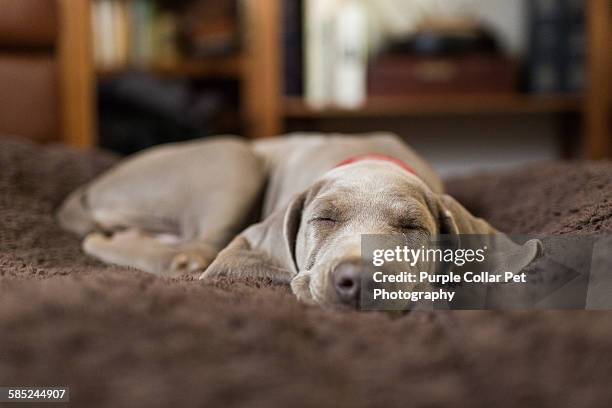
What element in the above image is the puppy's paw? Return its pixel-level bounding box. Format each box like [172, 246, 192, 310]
[169, 251, 211, 277]
[198, 263, 223, 281]
[82, 232, 109, 256]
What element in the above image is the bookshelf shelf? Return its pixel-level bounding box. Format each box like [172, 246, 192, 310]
[96, 56, 244, 79]
[284, 94, 584, 118]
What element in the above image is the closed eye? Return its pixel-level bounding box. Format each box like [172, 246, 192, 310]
[309, 217, 338, 224]
[393, 224, 425, 232]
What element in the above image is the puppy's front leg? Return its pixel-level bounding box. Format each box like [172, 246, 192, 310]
[200, 234, 294, 283]
[200, 191, 305, 284]
[84, 229, 218, 277]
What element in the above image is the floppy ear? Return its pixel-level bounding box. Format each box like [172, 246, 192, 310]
[436, 194, 542, 275]
[199, 191, 306, 283]
[281, 190, 307, 271]
[437, 194, 496, 235]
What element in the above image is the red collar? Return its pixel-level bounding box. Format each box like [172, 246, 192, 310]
[335, 154, 418, 177]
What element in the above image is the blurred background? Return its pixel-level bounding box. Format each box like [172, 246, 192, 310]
[0, 0, 609, 175]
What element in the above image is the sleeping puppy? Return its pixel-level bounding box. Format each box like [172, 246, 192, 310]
[57, 133, 541, 309]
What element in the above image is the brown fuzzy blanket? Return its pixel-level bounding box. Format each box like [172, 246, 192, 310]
[1, 136, 611, 408]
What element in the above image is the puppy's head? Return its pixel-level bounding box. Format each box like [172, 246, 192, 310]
[282, 160, 540, 309]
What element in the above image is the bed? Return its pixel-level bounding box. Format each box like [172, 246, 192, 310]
[1, 136, 611, 407]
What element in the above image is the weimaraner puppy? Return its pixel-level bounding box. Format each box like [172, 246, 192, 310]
[57, 133, 541, 308]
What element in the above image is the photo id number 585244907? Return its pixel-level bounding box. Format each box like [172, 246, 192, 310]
[0, 387, 70, 402]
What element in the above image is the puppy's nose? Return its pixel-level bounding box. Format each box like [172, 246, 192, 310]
[333, 261, 362, 306]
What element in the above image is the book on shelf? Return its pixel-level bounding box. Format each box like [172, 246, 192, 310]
[283, 0, 304, 96]
[129, 0, 156, 67]
[91, 0, 182, 71]
[178, 0, 240, 57]
[155, 12, 180, 65]
[333, 0, 367, 108]
[92, 0, 116, 68]
[304, 0, 334, 109]
[526, 0, 586, 94]
[303, 0, 368, 109]
[112, 0, 130, 67]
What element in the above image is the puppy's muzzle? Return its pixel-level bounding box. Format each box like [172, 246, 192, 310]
[333, 260, 362, 308]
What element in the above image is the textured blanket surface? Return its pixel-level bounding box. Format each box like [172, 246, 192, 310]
[1, 136, 611, 408]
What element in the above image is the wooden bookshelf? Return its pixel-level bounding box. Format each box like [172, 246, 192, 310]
[58, 0, 96, 149]
[58, 0, 281, 145]
[585, 0, 611, 159]
[279, 0, 610, 158]
[58, 0, 609, 158]
[284, 94, 583, 118]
